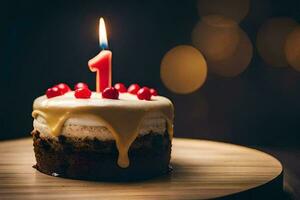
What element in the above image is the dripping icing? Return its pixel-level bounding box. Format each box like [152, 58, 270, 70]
[32, 92, 174, 168]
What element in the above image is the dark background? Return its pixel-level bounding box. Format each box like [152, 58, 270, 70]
[1, 0, 300, 146]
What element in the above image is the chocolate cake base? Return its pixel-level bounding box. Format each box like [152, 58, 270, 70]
[32, 130, 171, 181]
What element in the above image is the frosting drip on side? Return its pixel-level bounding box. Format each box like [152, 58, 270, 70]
[33, 113, 167, 140]
[32, 92, 174, 168]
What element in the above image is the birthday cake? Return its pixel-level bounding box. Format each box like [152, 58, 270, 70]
[31, 83, 174, 181]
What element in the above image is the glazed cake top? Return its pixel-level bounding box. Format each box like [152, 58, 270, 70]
[32, 92, 174, 168]
[33, 92, 173, 113]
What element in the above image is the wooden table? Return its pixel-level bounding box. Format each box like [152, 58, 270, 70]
[256, 146, 300, 200]
[0, 138, 283, 200]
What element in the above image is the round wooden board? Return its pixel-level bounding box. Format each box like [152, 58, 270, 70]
[0, 138, 283, 200]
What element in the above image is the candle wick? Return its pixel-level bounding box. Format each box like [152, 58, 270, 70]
[100, 43, 108, 50]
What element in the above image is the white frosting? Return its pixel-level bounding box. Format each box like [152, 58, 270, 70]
[32, 91, 174, 168]
[33, 92, 172, 109]
[33, 111, 167, 140]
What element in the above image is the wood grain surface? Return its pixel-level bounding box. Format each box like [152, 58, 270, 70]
[0, 138, 283, 200]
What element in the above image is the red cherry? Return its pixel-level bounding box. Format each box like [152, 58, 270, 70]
[74, 87, 92, 99]
[114, 83, 127, 93]
[46, 86, 62, 98]
[56, 83, 71, 94]
[150, 88, 158, 96]
[127, 84, 140, 94]
[102, 87, 119, 99]
[74, 82, 89, 90]
[137, 87, 151, 100]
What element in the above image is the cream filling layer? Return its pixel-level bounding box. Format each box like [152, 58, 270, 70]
[33, 112, 167, 140]
[32, 92, 174, 168]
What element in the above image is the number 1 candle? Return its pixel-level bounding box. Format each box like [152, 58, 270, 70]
[88, 17, 112, 92]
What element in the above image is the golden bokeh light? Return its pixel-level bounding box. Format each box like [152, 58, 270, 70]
[192, 15, 252, 77]
[256, 17, 298, 68]
[285, 27, 300, 72]
[208, 30, 253, 77]
[160, 45, 207, 94]
[197, 0, 250, 22]
[192, 15, 240, 62]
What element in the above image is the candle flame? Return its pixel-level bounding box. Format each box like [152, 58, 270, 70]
[99, 17, 108, 49]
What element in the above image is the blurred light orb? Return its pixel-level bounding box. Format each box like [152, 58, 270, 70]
[192, 15, 240, 62]
[285, 27, 300, 72]
[256, 17, 298, 68]
[208, 30, 253, 77]
[197, 0, 250, 22]
[160, 45, 207, 94]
